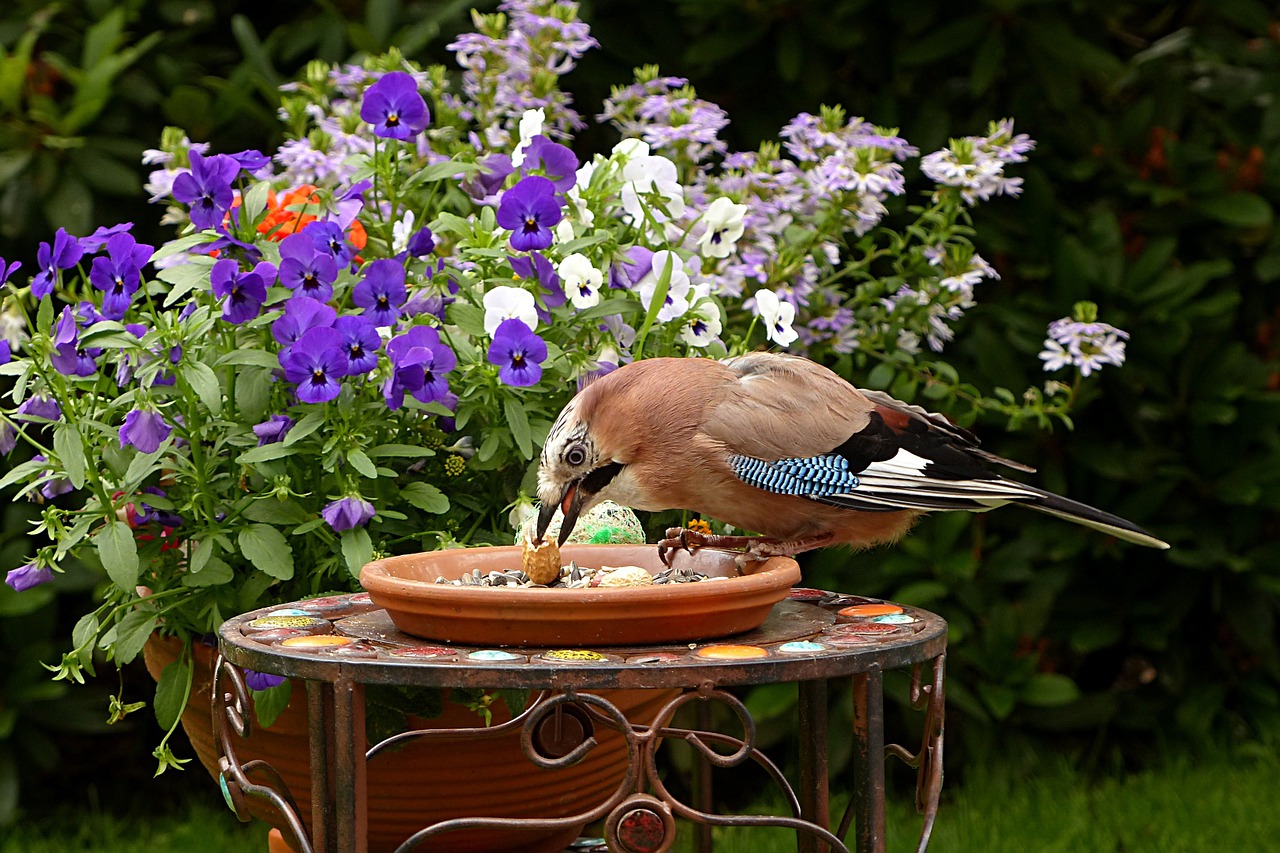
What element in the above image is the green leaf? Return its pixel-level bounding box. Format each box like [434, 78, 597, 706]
[447, 300, 487, 338]
[1200, 193, 1273, 230]
[237, 524, 294, 580]
[237, 442, 298, 465]
[367, 444, 436, 458]
[401, 481, 450, 514]
[252, 680, 293, 729]
[150, 232, 217, 263]
[113, 610, 158, 665]
[183, 557, 233, 587]
[95, 521, 140, 591]
[153, 655, 191, 732]
[341, 528, 374, 579]
[122, 443, 168, 492]
[217, 350, 282, 370]
[243, 498, 311, 524]
[1021, 673, 1082, 707]
[504, 396, 533, 459]
[53, 423, 87, 490]
[157, 258, 215, 308]
[182, 361, 223, 416]
[348, 449, 378, 479]
[284, 411, 327, 446]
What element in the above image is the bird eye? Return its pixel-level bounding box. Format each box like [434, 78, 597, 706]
[565, 445, 586, 466]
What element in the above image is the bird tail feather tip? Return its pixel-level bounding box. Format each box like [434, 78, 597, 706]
[1029, 490, 1170, 550]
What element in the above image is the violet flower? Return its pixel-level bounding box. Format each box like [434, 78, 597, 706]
[334, 315, 381, 375]
[120, 409, 173, 454]
[359, 71, 429, 140]
[352, 259, 407, 327]
[509, 251, 565, 313]
[488, 318, 547, 387]
[171, 151, 241, 231]
[89, 232, 153, 321]
[383, 325, 455, 409]
[253, 415, 294, 446]
[210, 259, 275, 325]
[521, 136, 579, 192]
[282, 327, 347, 403]
[32, 454, 72, 500]
[50, 307, 98, 377]
[31, 228, 85, 300]
[272, 296, 338, 360]
[307, 221, 354, 267]
[462, 152, 514, 203]
[0, 256, 20, 286]
[321, 495, 376, 532]
[404, 226, 436, 259]
[279, 232, 337, 301]
[243, 670, 286, 691]
[496, 176, 562, 252]
[15, 394, 61, 423]
[78, 222, 134, 253]
[5, 562, 53, 592]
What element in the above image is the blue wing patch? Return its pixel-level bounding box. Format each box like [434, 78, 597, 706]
[731, 454, 860, 497]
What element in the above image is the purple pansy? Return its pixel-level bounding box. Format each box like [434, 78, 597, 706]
[243, 670, 287, 691]
[383, 325, 456, 410]
[509, 251, 565, 315]
[521, 136, 579, 192]
[171, 151, 241, 231]
[307, 221, 354, 268]
[79, 222, 134, 253]
[359, 71, 429, 140]
[282, 327, 347, 403]
[32, 454, 72, 500]
[272, 297, 338, 359]
[488, 318, 547, 387]
[253, 414, 294, 446]
[89, 232, 154, 320]
[5, 562, 53, 592]
[321, 495, 376, 532]
[50, 307, 98, 377]
[279, 232, 337, 301]
[334, 315, 381, 375]
[229, 149, 272, 175]
[0, 256, 20, 286]
[611, 246, 655, 289]
[404, 226, 436, 258]
[15, 394, 61, 423]
[211, 259, 275, 325]
[496, 176, 562, 252]
[463, 152, 515, 203]
[120, 409, 173, 454]
[351, 259, 407, 327]
[0, 422, 15, 455]
[31, 228, 85, 300]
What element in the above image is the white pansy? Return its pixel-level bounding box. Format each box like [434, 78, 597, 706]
[754, 289, 799, 347]
[636, 250, 692, 323]
[391, 210, 415, 255]
[696, 197, 748, 259]
[511, 108, 546, 167]
[558, 253, 604, 309]
[611, 138, 650, 164]
[678, 301, 723, 347]
[621, 155, 685, 224]
[482, 286, 539, 336]
[555, 218, 576, 243]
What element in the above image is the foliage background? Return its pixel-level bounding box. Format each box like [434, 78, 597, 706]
[1, 0, 1278, 822]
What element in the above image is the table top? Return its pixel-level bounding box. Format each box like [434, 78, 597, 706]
[217, 587, 947, 690]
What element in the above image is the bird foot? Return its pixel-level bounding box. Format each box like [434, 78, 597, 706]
[657, 528, 833, 569]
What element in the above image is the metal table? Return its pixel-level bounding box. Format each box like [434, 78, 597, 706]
[215, 587, 946, 853]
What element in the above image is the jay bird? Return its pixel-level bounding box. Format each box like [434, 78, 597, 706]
[535, 352, 1169, 562]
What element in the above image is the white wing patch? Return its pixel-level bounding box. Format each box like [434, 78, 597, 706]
[815, 448, 1043, 513]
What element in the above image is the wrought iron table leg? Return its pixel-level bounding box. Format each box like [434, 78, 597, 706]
[798, 678, 830, 853]
[694, 698, 714, 852]
[850, 666, 886, 853]
[307, 675, 368, 853]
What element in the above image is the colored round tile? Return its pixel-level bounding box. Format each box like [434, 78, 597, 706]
[833, 621, 902, 635]
[241, 627, 309, 642]
[281, 634, 353, 648]
[267, 608, 310, 617]
[543, 649, 609, 662]
[327, 642, 380, 658]
[349, 593, 373, 605]
[872, 613, 917, 625]
[298, 595, 356, 616]
[787, 588, 834, 602]
[696, 644, 769, 660]
[390, 646, 456, 659]
[838, 603, 904, 619]
[627, 652, 685, 664]
[245, 615, 331, 634]
[825, 633, 875, 646]
[467, 649, 523, 662]
[777, 640, 828, 654]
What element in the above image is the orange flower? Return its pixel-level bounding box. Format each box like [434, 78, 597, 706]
[245, 184, 368, 255]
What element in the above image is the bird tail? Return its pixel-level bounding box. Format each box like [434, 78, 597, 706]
[1024, 487, 1169, 549]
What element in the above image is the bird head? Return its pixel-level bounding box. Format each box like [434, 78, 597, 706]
[535, 398, 625, 545]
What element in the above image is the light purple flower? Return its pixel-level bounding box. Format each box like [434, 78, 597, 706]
[50, 307, 98, 377]
[32, 454, 72, 500]
[6, 562, 53, 592]
[279, 232, 337, 301]
[334, 315, 381, 375]
[351, 259, 407, 327]
[322, 496, 376, 532]
[462, 153, 514, 203]
[282, 327, 347, 403]
[488, 318, 547, 387]
[31, 228, 85, 300]
[360, 71, 429, 139]
[253, 414, 294, 446]
[171, 151, 241, 231]
[521, 136, 579, 192]
[89, 232, 153, 320]
[508, 251, 565, 319]
[496, 176, 562, 252]
[272, 296, 338, 359]
[120, 409, 173, 453]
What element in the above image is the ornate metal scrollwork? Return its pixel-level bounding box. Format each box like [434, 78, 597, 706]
[885, 653, 946, 853]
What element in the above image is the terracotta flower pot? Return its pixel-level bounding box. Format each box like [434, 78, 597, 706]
[144, 634, 676, 852]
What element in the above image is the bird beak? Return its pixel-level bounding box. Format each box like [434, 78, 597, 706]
[535, 480, 583, 545]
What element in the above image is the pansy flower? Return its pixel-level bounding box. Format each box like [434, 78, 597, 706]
[509, 251, 565, 316]
[31, 228, 85, 300]
[496, 176, 562, 252]
[383, 325, 455, 409]
[359, 71, 429, 140]
[679, 301, 723, 348]
[754, 289, 799, 347]
[334, 315, 381, 375]
[171, 151, 241, 231]
[272, 296, 338, 360]
[211, 259, 275, 325]
[279, 232, 337, 301]
[488, 318, 547, 387]
[557, 253, 602, 309]
[15, 394, 61, 423]
[119, 408, 173, 454]
[696, 197, 748, 259]
[252, 415, 294, 446]
[482, 286, 538, 336]
[321, 495, 376, 532]
[635, 250, 693, 324]
[282, 327, 348, 404]
[520, 136, 579, 192]
[5, 562, 53, 593]
[50, 307, 98, 377]
[78, 222, 134, 253]
[352, 259, 407, 327]
[0, 256, 20, 287]
[87, 232, 152, 320]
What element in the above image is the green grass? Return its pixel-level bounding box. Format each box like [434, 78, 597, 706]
[5, 746, 1277, 852]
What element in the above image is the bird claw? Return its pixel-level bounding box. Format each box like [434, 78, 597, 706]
[657, 526, 706, 567]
